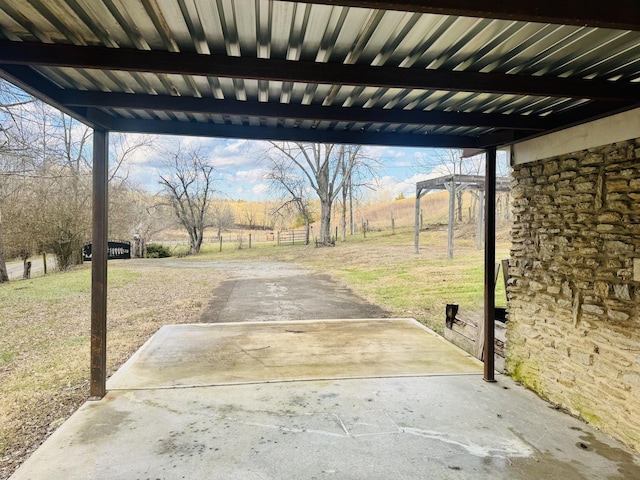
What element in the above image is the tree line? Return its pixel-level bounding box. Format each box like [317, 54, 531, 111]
[0, 80, 379, 281]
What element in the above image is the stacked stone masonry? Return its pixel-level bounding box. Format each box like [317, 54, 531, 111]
[507, 138, 640, 451]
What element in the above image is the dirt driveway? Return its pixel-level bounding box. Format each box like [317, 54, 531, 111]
[200, 261, 388, 322]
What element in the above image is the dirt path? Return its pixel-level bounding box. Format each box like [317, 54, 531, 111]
[200, 261, 389, 322]
[6, 257, 56, 280]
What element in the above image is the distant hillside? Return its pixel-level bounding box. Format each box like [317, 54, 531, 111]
[151, 190, 511, 242]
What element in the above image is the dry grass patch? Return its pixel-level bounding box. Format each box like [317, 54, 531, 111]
[1, 225, 510, 478]
[0, 260, 224, 479]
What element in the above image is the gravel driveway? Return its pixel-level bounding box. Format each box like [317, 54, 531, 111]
[200, 261, 388, 322]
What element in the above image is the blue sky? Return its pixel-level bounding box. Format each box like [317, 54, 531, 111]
[123, 134, 507, 202]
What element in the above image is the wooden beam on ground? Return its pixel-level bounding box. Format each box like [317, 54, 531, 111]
[90, 129, 109, 399]
[502, 258, 510, 303]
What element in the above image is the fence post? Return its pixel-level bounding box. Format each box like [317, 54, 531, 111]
[363, 221, 366, 238]
[392, 215, 395, 235]
[277, 231, 280, 246]
[335, 226, 338, 243]
[219, 235, 222, 252]
[249, 233, 252, 249]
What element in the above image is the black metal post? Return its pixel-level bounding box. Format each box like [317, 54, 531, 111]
[484, 146, 497, 382]
[90, 129, 108, 399]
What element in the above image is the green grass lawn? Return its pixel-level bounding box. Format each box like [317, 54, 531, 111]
[182, 225, 510, 333]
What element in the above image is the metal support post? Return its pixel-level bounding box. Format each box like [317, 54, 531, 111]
[484, 147, 497, 382]
[90, 129, 109, 399]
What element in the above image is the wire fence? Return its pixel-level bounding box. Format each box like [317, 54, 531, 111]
[156, 230, 312, 250]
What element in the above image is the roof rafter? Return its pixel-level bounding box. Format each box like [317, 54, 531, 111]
[62, 90, 550, 130]
[0, 62, 481, 147]
[112, 117, 480, 148]
[1, 41, 639, 102]
[317, 1, 640, 31]
[0, 64, 113, 130]
[3, 62, 635, 148]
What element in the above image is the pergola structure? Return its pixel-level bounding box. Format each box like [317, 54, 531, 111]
[1, 1, 639, 394]
[414, 174, 511, 258]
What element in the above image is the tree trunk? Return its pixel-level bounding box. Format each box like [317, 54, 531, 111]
[341, 199, 347, 242]
[189, 228, 202, 255]
[0, 210, 8, 283]
[340, 182, 347, 242]
[304, 218, 310, 245]
[319, 197, 332, 245]
[23, 260, 31, 280]
[349, 182, 354, 236]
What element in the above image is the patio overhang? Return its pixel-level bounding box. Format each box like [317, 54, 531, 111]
[1, 0, 639, 394]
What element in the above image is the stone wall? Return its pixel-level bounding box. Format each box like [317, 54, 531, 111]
[507, 138, 640, 451]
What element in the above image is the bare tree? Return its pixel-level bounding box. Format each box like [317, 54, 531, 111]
[210, 200, 235, 238]
[1, 100, 92, 271]
[108, 133, 155, 241]
[0, 80, 34, 281]
[1, 81, 152, 276]
[0, 209, 9, 282]
[158, 146, 217, 255]
[241, 202, 256, 229]
[337, 145, 379, 241]
[266, 142, 370, 245]
[266, 154, 315, 244]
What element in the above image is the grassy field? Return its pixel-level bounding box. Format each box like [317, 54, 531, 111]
[188, 226, 510, 332]
[0, 261, 224, 478]
[0, 224, 509, 479]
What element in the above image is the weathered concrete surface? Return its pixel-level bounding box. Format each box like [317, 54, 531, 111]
[10, 262, 640, 479]
[11, 320, 640, 479]
[107, 319, 482, 389]
[10, 375, 640, 479]
[201, 261, 388, 322]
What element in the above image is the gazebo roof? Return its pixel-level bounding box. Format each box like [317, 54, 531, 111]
[416, 174, 511, 194]
[1, 1, 639, 148]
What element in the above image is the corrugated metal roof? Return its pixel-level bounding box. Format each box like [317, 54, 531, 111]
[1, 0, 639, 147]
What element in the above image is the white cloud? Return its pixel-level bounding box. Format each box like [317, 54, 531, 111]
[252, 183, 269, 195]
[234, 167, 269, 183]
[207, 139, 268, 168]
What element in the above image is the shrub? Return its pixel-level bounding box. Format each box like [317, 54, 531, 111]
[146, 243, 172, 258]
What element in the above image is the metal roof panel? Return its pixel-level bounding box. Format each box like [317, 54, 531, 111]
[1, 1, 639, 147]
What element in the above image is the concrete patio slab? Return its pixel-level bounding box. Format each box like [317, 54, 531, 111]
[10, 319, 640, 479]
[107, 319, 481, 390]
